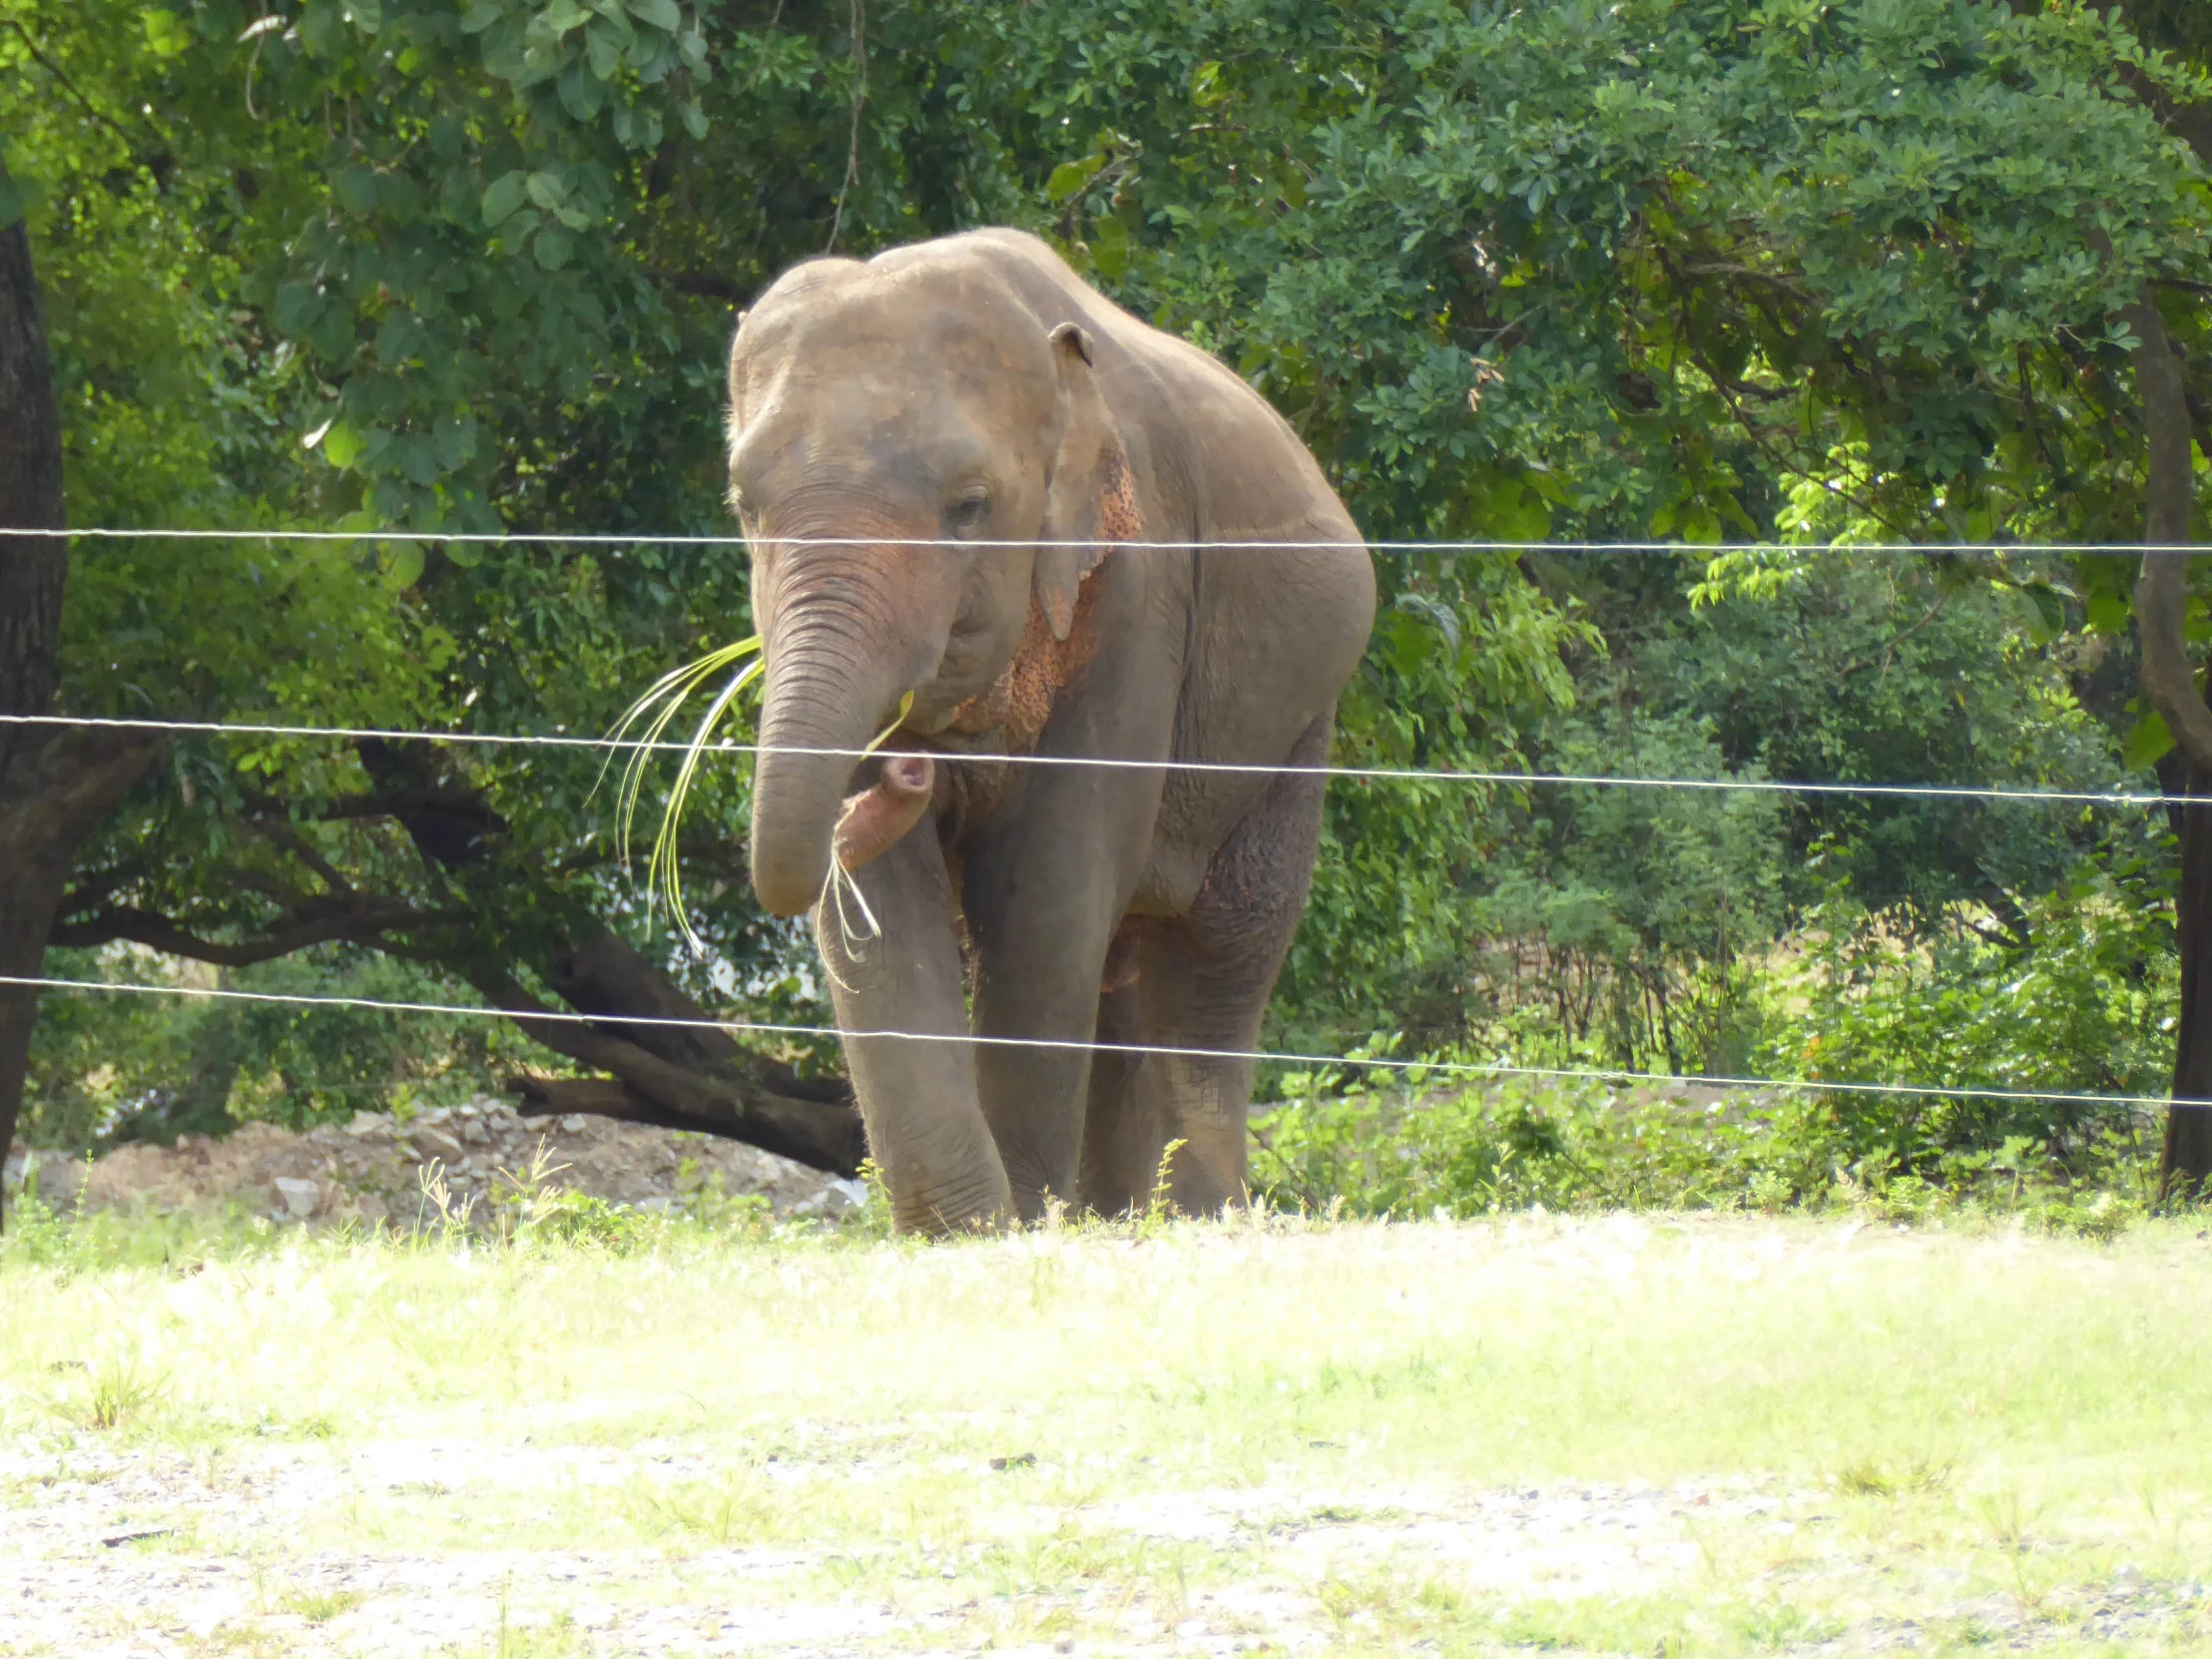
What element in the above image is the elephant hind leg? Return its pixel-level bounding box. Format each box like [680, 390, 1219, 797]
[1140, 711, 1333, 1216]
[1076, 978, 1165, 1217]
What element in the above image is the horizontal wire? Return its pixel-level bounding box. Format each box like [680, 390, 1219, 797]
[0, 713, 2175, 807]
[0, 975, 2193, 1114]
[11, 527, 2202, 554]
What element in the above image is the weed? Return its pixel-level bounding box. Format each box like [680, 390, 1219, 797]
[280, 1587, 364, 1623]
[626, 1469, 782, 1547]
[1835, 1456, 1953, 1497]
[49, 1351, 167, 1432]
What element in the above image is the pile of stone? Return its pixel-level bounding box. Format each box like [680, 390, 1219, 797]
[5, 1098, 862, 1230]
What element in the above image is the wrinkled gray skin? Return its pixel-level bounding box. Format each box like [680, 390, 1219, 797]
[729, 229, 1374, 1233]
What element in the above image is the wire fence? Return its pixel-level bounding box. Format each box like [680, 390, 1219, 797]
[5, 526, 2197, 1124]
[0, 975, 2195, 1115]
[12, 526, 2208, 554]
[0, 713, 2183, 808]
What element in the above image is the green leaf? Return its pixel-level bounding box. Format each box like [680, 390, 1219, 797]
[1090, 212, 1131, 279]
[525, 171, 567, 210]
[1393, 592, 1463, 655]
[380, 540, 425, 591]
[2121, 711, 2175, 773]
[272, 282, 324, 334]
[587, 19, 624, 79]
[143, 10, 194, 56]
[432, 418, 477, 470]
[298, 0, 342, 56]
[558, 61, 607, 120]
[0, 174, 24, 232]
[1046, 154, 1108, 204]
[2086, 591, 2132, 635]
[680, 99, 707, 141]
[459, 2, 503, 34]
[2020, 582, 2066, 643]
[540, 0, 591, 33]
[321, 421, 365, 469]
[397, 434, 442, 487]
[348, 0, 382, 33]
[481, 171, 529, 227]
[534, 225, 576, 270]
[442, 538, 485, 568]
[627, 0, 681, 30]
[334, 165, 380, 214]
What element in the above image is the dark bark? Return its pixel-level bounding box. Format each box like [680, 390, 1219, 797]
[2, 183, 168, 1226]
[540, 931, 864, 1173]
[0, 730, 164, 1226]
[0, 186, 65, 737]
[2167, 761, 2212, 1192]
[2127, 289, 2212, 1200]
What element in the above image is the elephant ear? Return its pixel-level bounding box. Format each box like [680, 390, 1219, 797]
[1035, 320, 1142, 642]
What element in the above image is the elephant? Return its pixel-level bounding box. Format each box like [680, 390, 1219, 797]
[726, 228, 1374, 1233]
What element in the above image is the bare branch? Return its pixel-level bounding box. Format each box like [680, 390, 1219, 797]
[48, 900, 434, 966]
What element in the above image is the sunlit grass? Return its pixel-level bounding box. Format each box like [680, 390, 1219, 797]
[4, 1214, 2209, 1655]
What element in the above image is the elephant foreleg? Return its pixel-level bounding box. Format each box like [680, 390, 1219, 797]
[816, 828, 1010, 1233]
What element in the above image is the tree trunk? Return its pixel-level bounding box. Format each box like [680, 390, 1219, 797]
[2130, 288, 2212, 1201]
[0, 180, 164, 1226]
[1, 181, 72, 1226]
[2167, 759, 2212, 1191]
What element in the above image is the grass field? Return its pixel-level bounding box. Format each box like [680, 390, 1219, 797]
[3, 1211, 2209, 1656]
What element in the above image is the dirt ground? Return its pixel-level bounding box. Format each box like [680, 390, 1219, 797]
[3, 1100, 861, 1230]
[10, 1441, 2187, 1659]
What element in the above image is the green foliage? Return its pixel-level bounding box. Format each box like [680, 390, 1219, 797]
[1756, 877, 2179, 1163]
[1255, 869, 2176, 1222]
[20, 946, 541, 1148]
[1002, 0, 2211, 545]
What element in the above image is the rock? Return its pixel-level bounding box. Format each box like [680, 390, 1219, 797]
[44, 1102, 852, 1233]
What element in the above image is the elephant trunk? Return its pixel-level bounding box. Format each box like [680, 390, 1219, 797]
[749, 559, 949, 917]
[834, 754, 937, 874]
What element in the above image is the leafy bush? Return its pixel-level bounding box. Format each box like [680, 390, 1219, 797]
[1249, 1064, 2162, 1226]
[1751, 869, 2178, 1172]
[21, 945, 548, 1149]
[1253, 859, 2176, 1223]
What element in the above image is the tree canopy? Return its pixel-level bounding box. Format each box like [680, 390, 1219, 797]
[5, 0, 2210, 1206]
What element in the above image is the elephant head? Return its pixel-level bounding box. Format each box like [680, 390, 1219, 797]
[726, 248, 1143, 917]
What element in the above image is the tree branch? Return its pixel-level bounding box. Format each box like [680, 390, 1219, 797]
[49, 900, 437, 966]
[451, 961, 864, 1175]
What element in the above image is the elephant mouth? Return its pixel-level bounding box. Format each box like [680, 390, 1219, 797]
[831, 753, 940, 873]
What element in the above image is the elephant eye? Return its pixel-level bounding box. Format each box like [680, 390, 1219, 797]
[947, 487, 991, 536]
